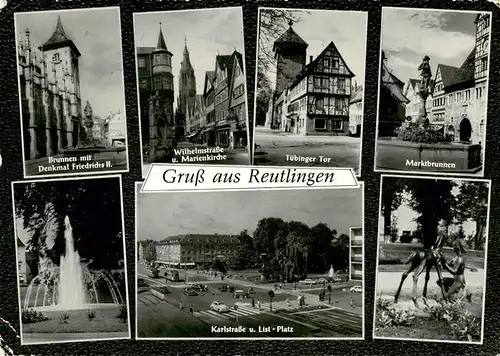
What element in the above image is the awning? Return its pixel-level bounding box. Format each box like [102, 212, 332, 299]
[386, 83, 410, 104]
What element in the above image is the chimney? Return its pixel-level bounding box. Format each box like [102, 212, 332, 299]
[309, 55, 313, 64]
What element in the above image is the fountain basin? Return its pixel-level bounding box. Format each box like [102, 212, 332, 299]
[30, 303, 120, 313]
[376, 138, 482, 173]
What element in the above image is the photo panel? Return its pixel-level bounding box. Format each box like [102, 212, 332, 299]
[252, 8, 367, 176]
[14, 7, 129, 178]
[374, 7, 492, 177]
[133, 7, 251, 178]
[12, 175, 130, 345]
[135, 182, 364, 340]
[373, 174, 491, 344]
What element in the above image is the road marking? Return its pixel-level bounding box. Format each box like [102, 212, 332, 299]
[291, 307, 341, 315]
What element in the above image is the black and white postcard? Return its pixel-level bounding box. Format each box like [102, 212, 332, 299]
[133, 7, 251, 177]
[253, 8, 367, 175]
[374, 174, 490, 344]
[15, 8, 129, 178]
[375, 8, 491, 176]
[135, 183, 364, 339]
[12, 176, 130, 345]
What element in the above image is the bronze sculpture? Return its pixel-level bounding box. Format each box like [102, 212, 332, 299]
[416, 55, 432, 125]
[394, 234, 449, 307]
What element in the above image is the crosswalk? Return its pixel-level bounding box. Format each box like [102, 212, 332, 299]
[193, 300, 306, 321]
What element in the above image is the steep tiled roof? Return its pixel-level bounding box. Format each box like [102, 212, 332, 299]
[381, 61, 409, 104]
[39, 15, 81, 57]
[349, 86, 363, 104]
[206, 71, 216, 83]
[216, 55, 231, 69]
[273, 25, 308, 52]
[17, 238, 25, 248]
[437, 47, 475, 90]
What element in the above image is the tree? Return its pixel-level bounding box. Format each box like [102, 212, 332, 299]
[211, 259, 226, 274]
[268, 290, 275, 311]
[454, 181, 489, 250]
[309, 223, 335, 273]
[14, 178, 124, 271]
[255, 72, 273, 126]
[403, 178, 456, 248]
[253, 217, 287, 256]
[331, 234, 350, 271]
[380, 177, 406, 239]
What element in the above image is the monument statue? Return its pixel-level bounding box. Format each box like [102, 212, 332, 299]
[83, 100, 94, 142]
[417, 55, 432, 125]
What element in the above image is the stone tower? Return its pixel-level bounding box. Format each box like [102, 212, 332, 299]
[149, 23, 175, 162]
[272, 20, 308, 95]
[38, 15, 82, 149]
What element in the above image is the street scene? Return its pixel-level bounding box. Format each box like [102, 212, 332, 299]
[136, 185, 364, 338]
[375, 8, 490, 175]
[15, 8, 128, 177]
[253, 8, 366, 172]
[374, 175, 490, 343]
[133, 8, 250, 177]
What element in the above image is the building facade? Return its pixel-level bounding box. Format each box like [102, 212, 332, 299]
[136, 25, 176, 162]
[349, 227, 363, 281]
[403, 79, 433, 122]
[214, 54, 232, 147]
[17, 238, 33, 285]
[268, 23, 356, 136]
[378, 52, 409, 137]
[18, 16, 83, 160]
[349, 84, 363, 136]
[430, 13, 490, 144]
[202, 71, 217, 146]
[155, 234, 241, 266]
[138, 240, 156, 263]
[227, 52, 247, 149]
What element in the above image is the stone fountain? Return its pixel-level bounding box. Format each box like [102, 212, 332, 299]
[23, 216, 124, 312]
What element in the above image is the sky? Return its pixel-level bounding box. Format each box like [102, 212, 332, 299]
[260, 9, 367, 89]
[137, 186, 363, 241]
[381, 8, 485, 84]
[15, 8, 126, 119]
[134, 7, 245, 107]
[377, 180, 479, 240]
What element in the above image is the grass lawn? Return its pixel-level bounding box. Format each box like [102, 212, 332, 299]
[375, 317, 452, 340]
[23, 306, 128, 333]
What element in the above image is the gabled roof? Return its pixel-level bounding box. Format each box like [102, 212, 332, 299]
[404, 78, 435, 97]
[39, 15, 81, 57]
[203, 71, 216, 96]
[273, 24, 308, 52]
[17, 238, 25, 248]
[381, 61, 409, 104]
[436, 47, 475, 91]
[349, 85, 363, 104]
[216, 55, 231, 70]
[290, 41, 355, 90]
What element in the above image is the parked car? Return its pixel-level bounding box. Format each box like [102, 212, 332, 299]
[349, 285, 362, 293]
[137, 278, 149, 293]
[190, 284, 208, 292]
[316, 278, 328, 284]
[210, 301, 230, 313]
[183, 288, 198, 296]
[299, 278, 316, 285]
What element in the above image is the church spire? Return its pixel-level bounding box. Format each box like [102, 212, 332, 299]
[181, 35, 192, 68]
[155, 22, 168, 51]
[39, 15, 81, 57]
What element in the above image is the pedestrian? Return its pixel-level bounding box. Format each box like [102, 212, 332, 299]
[179, 301, 184, 310]
[189, 305, 194, 314]
[252, 298, 255, 308]
[257, 299, 261, 310]
[286, 297, 290, 307]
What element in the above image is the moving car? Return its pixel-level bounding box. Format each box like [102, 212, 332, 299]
[299, 278, 316, 285]
[349, 285, 362, 293]
[218, 285, 234, 292]
[183, 288, 198, 296]
[210, 301, 230, 313]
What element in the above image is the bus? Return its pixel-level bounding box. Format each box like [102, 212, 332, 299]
[164, 269, 180, 282]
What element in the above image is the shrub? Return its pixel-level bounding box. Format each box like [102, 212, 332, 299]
[396, 122, 449, 144]
[21, 309, 48, 324]
[424, 289, 480, 341]
[59, 313, 70, 324]
[87, 310, 96, 321]
[117, 304, 127, 323]
[375, 297, 415, 329]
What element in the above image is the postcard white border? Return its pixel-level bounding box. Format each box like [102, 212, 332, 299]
[11, 174, 131, 345]
[134, 181, 365, 340]
[372, 173, 491, 344]
[251, 7, 368, 177]
[373, 7, 492, 178]
[14, 7, 130, 179]
[132, 6, 252, 179]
